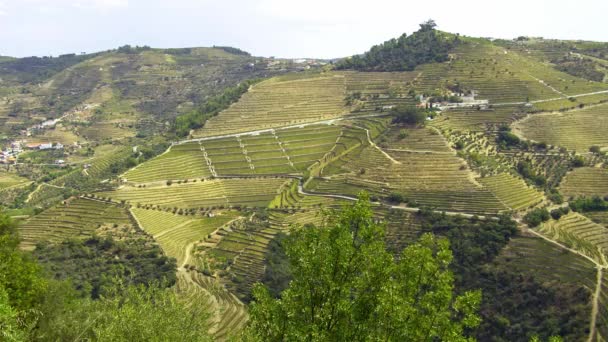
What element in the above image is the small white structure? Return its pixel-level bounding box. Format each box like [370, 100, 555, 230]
[38, 143, 53, 150]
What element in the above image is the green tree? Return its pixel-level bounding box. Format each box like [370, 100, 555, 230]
[0, 215, 46, 311]
[0, 285, 26, 342]
[243, 194, 481, 341]
[35, 281, 212, 341]
[391, 105, 427, 126]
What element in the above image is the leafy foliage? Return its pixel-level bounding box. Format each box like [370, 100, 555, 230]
[33, 236, 177, 299]
[523, 208, 551, 227]
[569, 196, 608, 212]
[335, 20, 458, 71]
[260, 232, 291, 299]
[34, 281, 211, 341]
[418, 210, 588, 341]
[552, 55, 605, 82]
[245, 194, 481, 341]
[0, 215, 46, 311]
[391, 105, 428, 125]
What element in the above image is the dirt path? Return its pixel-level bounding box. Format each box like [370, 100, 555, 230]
[296, 182, 492, 220]
[352, 125, 401, 164]
[494, 89, 608, 107]
[589, 267, 603, 342]
[25, 183, 64, 203]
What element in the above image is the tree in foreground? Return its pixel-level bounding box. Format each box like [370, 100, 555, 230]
[243, 193, 481, 341]
[33, 281, 212, 341]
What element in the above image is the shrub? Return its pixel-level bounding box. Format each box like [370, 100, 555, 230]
[387, 192, 406, 204]
[550, 207, 569, 220]
[572, 156, 585, 167]
[391, 105, 427, 126]
[523, 208, 550, 227]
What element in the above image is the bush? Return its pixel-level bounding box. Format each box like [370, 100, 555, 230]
[572, 156, 586, 167]
[391, 105, 427, 126]
[589, 145, 601, 154]
[569, 196, 608, 212]
[387, 192, 406, 204]
[548, 191, 563, 204]
[496, 131, 520, 147]
[523, 208, 550, 227]
[550, 207, 569, 220]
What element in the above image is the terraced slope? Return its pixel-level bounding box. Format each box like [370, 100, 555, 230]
[560, 167, 608, 198]
[197, 73, 349, 137]
[125, 124, 366, 182]
[478, 173, 544, 211]
[19, 198, 132, 249]
[536, 213, 608, 264]
[496, 234, 598, 290]
[175, 271, 247, 340]
[380, 126, 451, 152]
[431, 105, 525, 131]
[123, 144, 211, 183]
[309, 145, 506, 214]
[132, 208, 238, 265]
[98, 178, 289, 209]
[513, 103, 608, 151]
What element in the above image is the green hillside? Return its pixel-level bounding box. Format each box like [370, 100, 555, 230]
[4, 25, 608, 341]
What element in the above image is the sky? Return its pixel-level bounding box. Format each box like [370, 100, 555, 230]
[1, 0, 607, 59]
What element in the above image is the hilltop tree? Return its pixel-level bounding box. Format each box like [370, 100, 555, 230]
[243, 194, 481, 341]
[335, 20, 458, 72]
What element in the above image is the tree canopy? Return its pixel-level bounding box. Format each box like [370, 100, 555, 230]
[391, 105, 428, 125]
[243, 194, 481, 341]
[335, 20, 458, 72]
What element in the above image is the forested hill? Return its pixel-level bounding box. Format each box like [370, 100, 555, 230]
[335, 20, 458, 71]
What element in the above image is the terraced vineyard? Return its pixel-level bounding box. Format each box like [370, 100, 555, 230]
[196, 73, 349, 137]
[98, 178, 289, 209]
[560, 167, 608, 198]
[416, 40, 608, 106]
[125, 124, 366, 182]
[478, 173, 544, 211]
[310, 145, 507, 214]
[123, 144, 211, 183]
[496, 234, 598, 289]
[536, 213, 608, 264]
[19, 198, 132, 249]
[431, 105, 525, 131]
[513, 103, 608, 152]
[380, 126, 451, 152]
[8, 30, 608, 341]
[132, 207, 238, 265]
[175, 270, 248, 340]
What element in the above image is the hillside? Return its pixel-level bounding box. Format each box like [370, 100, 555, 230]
[3, 26, 608, 341]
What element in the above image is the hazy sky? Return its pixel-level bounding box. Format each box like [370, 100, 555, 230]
[1, 0, 607, 58]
